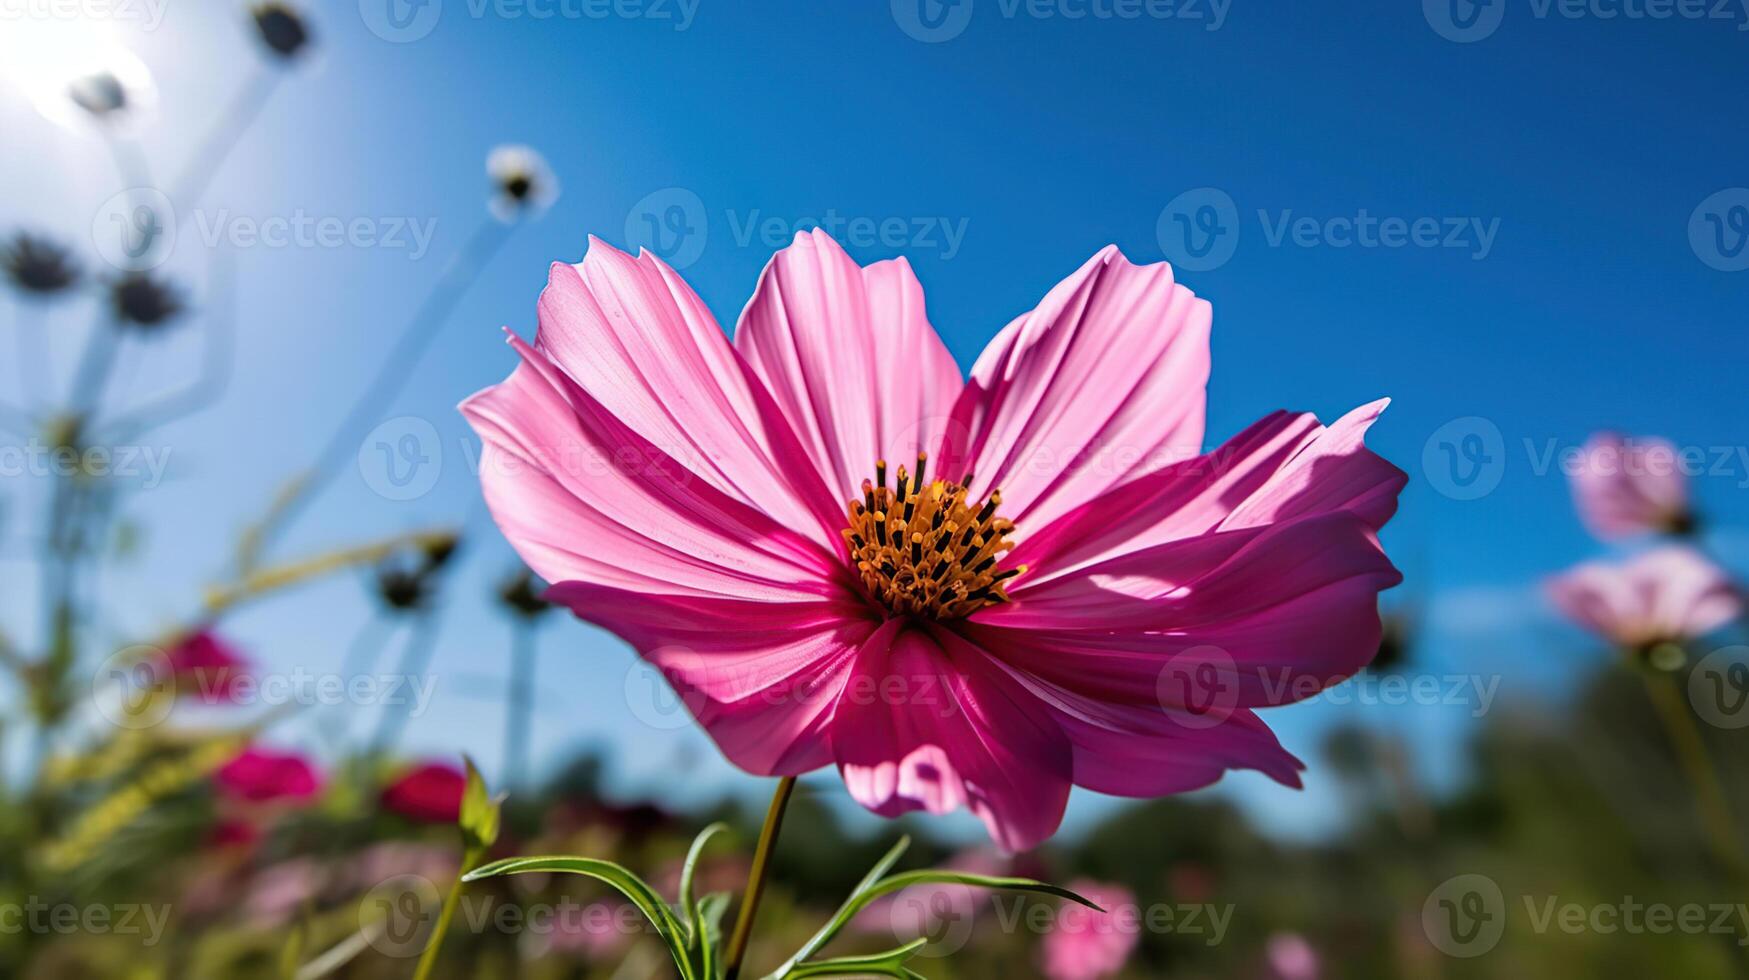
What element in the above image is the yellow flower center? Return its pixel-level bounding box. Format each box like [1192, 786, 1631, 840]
[841, 453, 1023, 620]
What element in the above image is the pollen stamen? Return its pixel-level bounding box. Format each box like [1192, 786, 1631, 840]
[840, 453, 1024, 619]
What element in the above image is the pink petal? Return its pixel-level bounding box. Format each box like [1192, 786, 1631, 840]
[463, 335, 850, 602]
[995, 658, 1306, 795]
[529, 238, 848, 550]
[546, 583, 878, 776]
[938, 246, 1210, 531]
[1012, 401, 1403, 587]
[833, 623, 1072, 852]
[735, 229, 964, 499]
[1569, 432, 1691, 539]
[965, 512, 1401, 709]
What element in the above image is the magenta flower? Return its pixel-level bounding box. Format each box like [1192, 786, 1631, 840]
[1547, 545, 1742, 651]
[166, 630, 252, 704]
[216, 747, 321, 804]
[462, 231, 1405, 850]
[1568, 432, 1693, 539]
[381, 760, 466, 823]
[1039, 880, 1138, 980]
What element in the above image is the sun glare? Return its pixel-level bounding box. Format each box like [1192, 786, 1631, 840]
[0, 21, 157, 132]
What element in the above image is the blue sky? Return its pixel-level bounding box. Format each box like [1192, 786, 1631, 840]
[3, 0, 1748, 842]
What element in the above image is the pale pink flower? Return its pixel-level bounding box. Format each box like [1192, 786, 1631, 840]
[1547, 545, 1742, 650]
[1265, 932, 1321, 980]
[539, 901, 638, 961]
[462, 231, 1405, 850]
[1039, 880, 1137, 980]
[1568, 432, 1693, 539]
[852, 847, 1006, 938]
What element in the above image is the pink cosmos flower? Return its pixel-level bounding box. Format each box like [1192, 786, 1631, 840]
[1039, 880, 1138, 980]
[462, 231, 1405, 851]
[1546, 545, 1742, 651]
[1568, 432, 1693, 539]
[166, 630, 252, 704]
[381, 760, 466, 823]
[216, 747, 321, 804]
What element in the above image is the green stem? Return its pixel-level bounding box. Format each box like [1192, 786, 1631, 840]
[412, 844, 481, 980]
[723, 776, 797, 980]
[1641, 669, 1747, 877]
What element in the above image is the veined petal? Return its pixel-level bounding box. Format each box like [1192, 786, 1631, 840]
[1011, 401, 1404, 587]
[533, 238, 848, 550]
[735, 229, 964, 499]
[462, 335, 848, 602]
[545, 584, 877, 776]
[833, 623, 1072, 852]
[989, 657, 1304, 796]
[965, 512, 1401, 709]
[940, 246, 1210, 531]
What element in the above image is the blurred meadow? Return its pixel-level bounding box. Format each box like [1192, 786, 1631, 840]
[5, 2, 1749, 978]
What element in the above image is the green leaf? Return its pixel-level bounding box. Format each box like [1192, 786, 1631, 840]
[854, 871, 1103, 917]
[692, 892, 732, 980]
[769, 852, 1103, 980]
[277, 922, 305, 980]
[697, 892, 731, 945]
[785, 939, 929, 978]
[679, 823, 729, 978]
[463, 855, 695, 980]
[770, 836, 912, 978]
[458, 755, 501, 851]
[680, 823, 729, 940]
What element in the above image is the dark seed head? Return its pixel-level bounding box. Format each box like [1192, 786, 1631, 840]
[69, 72, 128, 118]
[109, 272, 185, 331]
[498, 568, 553, 619]
[2, 232, 80, 296]
[252, 3, 312, 59]
[376, 565, 431, 612]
